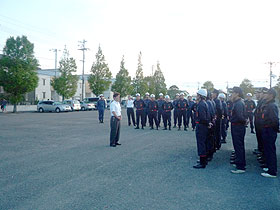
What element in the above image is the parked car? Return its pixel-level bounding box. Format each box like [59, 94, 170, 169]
[84, 97, 99, 105]
[63, 100, 81, 111]
[37, 101, 71, 113]
[80, 101, 95, 111]
[121, 100, 127, 108]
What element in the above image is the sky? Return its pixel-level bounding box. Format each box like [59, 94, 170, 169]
[1, 0, 280, 94]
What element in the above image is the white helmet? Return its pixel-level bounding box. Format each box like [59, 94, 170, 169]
[159, 93, 163, 96]
[180, 92, 185, 96]
[136, 93, 140, 97]
[218, 93, 226, 99]
[247, 93, 252, 97]
[150, 94, 155, 98]
[165, 95, 170, 99]
[99, 94, 104, 97]
[176, 93, 180, 96]
[145, 92, 150, 96]
[197, 89, 207, 97]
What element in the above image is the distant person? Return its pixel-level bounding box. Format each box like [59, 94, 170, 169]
[148, 94, 159, 130]
[97, 94, 107, 123]
[126, 96, 135, 126]
[1, 99, 7, 112]
[244, 93, 256, 134]
[176, 92, 188, 131]
[157, 93, 165, 127]
[186, 96, 195, 130]
[134, 93, 145, 130]
[172, 93, 180, 128]
[162, 95, 173, 130]
[110, 92, 122, 147]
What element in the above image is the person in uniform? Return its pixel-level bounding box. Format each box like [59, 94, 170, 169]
[148, 94, 159, 130]
[230, 87, 247, 174]
[134, 93, 145, 129]
[173, 93, 180, 128]
[212, 89, 223, 150]
[110, 92, 122, 147]
[97, 94, 107, 123]
[193, 89, 211, 169]
[144, 92, 151, 127]
[126, 95, 135, 126]
[177, 92, 189, 131]
[157, 93, 165, 127]
[219, 93, 228, 144]
[206, 92, 216, 161]
[226, 94, 233, 131]
[260, 88, 279, 178]
[162, 95, 173, 130]
[187, 96, 195, 129]
[244, 93, 256, 134]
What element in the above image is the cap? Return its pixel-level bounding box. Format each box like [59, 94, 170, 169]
[212, 89, 219, 95]
[232, 86, 244, 98]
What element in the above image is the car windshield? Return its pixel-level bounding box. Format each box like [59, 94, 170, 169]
[54, 102, 62, 105]
[73, 100, 80, 104]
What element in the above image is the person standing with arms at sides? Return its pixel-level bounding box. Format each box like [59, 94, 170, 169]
[193, 89, 211, 169]
[148, 94, 159, 130]
[162, 95, 173, 130]
[126, 96, 135, 126]
[97, 94, 107, 123]
[244, 93, 256, 134]
[173, 93, 180, 128]
[176, 92, 189, 131]
[110, 92, 122, 147]
[143, 92, 151, 127]
[212, 89, 223, 150]
[157, 93, 165, 127]
[206, 92, 216, 162]
[219, 93, 228, 144]
[260, 88, 279, 178]
[186, 96, 195, 130]
[230, 87, 247, 174]
[226, 94, 233, 131]
[134, 93, 145, 130]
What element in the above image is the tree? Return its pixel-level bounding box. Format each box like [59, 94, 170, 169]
[0, 35, 39, 112]
[144, 75, 156, 95]
[153, 61, 167, 97]
[132, 52, 148, 96]
[240, 78, 254, 96]
[167, 85, 180, 99]
[201, 81, 214, 92]
[111, 56, 132, 98]
[88, 46, 112, 96]
[274, 77, 280, 99]
[51, 48, 79, 101]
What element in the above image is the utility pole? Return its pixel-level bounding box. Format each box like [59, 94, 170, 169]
[78, 40, 89, 101]
[197, 82, 200, 90]
[49, 49, 60, 77]
[265, 62, 279, 88]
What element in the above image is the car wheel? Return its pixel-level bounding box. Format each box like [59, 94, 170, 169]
[81, 107, 85, 111]
[55, 108, 60, 113]
[39, 108, 44, 113]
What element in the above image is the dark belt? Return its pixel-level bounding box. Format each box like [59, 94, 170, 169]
[264, 125, 272, 128]
[232, 123, 245, 126]
[179, 108, 186, 110]
[164, 110, 171, 112]
[137, 109, 143, 110]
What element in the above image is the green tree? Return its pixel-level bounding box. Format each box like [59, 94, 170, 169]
[51, 48, 78, 101]
[274, 77, 280, 99]
[240, 78, 254, 96]
[132, 52, 148, 96]
[153, 61, 167, 97]
[202, 81, 214, 92]
[0, 35, 39, 112]
[111, 55, 132, 98]
[167, 85, 180, 99]
[88, 46, 112, 96]
[143, 75, 155, 95]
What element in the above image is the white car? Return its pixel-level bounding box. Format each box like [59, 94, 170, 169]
[37, 101, 72, 113]
[80, 101, 95, 111]
[63, 100, 81, 111]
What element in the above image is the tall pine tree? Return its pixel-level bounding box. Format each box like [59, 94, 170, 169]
[111, 56, 132, 98]
[132, 52, 148, 96]
[88, 45, 112, 96]
[153, 61, 167, 97]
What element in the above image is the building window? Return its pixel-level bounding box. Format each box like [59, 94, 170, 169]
[43, 92, 46, 99]
[43, 79, 46, 86]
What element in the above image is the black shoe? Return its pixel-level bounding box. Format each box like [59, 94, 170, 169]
[230, 156, 236, 161]
[221, 139, 226, 144]
[193, 164, 206, 169]
[163, 127, 167, 130]
[192, 128, 195, 131]
[178, 127, 181, 131]
[184, 127, 188, 131]
[173, 125, 177, 128]
[150, 127, 154, 130]
[110, 144, 116, 147]
[251, 130, 255, 134]
[156, 127, 159, 130]
[135, 127, 139, 129]
[169, 126, 171, 130]
[141, 126, 144, 130]
[230, 160, 235, 164]
[258, 159, 265, 164]
[116, 143, 121, 146]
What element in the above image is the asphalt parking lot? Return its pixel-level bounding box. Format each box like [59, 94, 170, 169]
[0, 110, 279, 210]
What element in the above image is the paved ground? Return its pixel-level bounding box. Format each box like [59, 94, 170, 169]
[0, 110, 279, 210]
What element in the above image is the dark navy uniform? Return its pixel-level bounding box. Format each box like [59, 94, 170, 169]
[221, 100, 228, 142]
[148, 100, 159, 129]
[162, 101, 173, 130]
[173, 99, 179, 127]
[230, 98, 247, 170]
[254, 99, 265, 154]
[213, 97, 223, 149]
[144, 98, 150, 126]
[206, 99, 215, 159]
[187, 99, 195, 129]
[195, 99, 210, 167]
[134, 99, 145, 129]
[157, 98, 165, 126]
[260, 99, 279, 176]
[226, 100, 233, 130]
[177, 98, 189, 130]
[245, 99, 256, 132]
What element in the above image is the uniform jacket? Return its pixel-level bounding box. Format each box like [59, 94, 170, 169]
[244, 99, 256, 113]
[134, 99, 145, 110]
[148, 100, 158, 112]
[173, 99, 179, 110]
[230, 98, 247, 125]
[162, 101, 173, 112]
[176, 99, 189, 110]
[260, 99, 279, 131]
[195, 99, 210, 125]
[221, 100, 228, 118]
[157, 99, 165, 111]
[97, 99, 106, 110]
[213, 97, 223, 119]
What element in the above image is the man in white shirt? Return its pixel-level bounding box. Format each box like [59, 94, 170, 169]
[126, 95, 135, 126]
[110, 92, 122, 147]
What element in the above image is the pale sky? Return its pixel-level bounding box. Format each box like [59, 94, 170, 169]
[1, 0, 280, 94]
